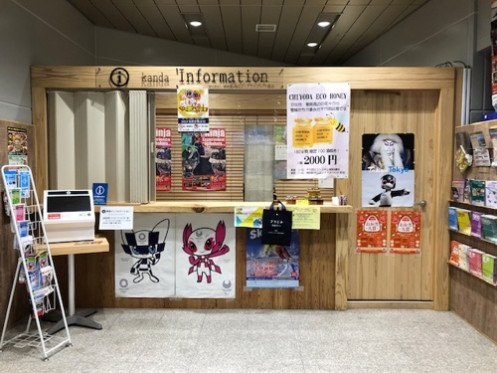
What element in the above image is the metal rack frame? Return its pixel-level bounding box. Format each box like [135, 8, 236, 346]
[0, 165, 71, 360]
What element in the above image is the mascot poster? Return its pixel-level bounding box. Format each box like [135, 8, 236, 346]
[246, 228, 299, 288]
[361, 133, 415, 207]
[115, 214, 176, 298]
[175, 214, 236, 298]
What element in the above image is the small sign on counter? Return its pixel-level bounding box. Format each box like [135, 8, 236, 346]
[99, 206, 133, 230]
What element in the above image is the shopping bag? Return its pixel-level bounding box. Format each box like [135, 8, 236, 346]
[261, 200, 292, 246]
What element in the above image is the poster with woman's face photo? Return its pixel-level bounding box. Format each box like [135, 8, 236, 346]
[361, 133, 415, 208]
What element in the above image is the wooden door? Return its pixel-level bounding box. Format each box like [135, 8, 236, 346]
[347, 90, 439, 301]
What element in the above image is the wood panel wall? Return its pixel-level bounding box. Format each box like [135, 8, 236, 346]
[72, 214, 336, 310]
[0, 119, 36, 328]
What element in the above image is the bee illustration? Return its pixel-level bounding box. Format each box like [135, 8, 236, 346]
[329, 117, 346, 132]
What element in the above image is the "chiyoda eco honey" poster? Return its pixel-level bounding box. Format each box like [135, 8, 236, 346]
[286, 83, 350, 178]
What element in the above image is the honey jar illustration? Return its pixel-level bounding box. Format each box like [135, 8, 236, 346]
[292, 118, 313, 147]
[313, 117, 333, 144]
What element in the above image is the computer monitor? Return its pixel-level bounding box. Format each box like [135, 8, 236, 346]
[43, 190, 95, 243]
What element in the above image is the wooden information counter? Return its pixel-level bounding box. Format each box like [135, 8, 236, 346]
[77, 202, 353, 311]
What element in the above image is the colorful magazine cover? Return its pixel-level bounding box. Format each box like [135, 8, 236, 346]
[469, 132, 491, 166]
[448, 207, 459, 231]
[463, 179, 471, 203]
[457, 244, 470, 271]
[456, 208, 471, 235]
[389, 211, 421, 254]
[482, 253, 497, 284]
[356, 210, 388, 253]
[469, 179, 486, 206]
[485, 180, 497, 207]
[489, 126, 497, 167]
[246, 228, 299, 288]
[449, 241, 460, 266]
[471, 211, 482, 238]
[451, 180, 465, 202]
[468, 249, 483, 278]
[481, 214, 497, 244]
[7, 126, 28, 165]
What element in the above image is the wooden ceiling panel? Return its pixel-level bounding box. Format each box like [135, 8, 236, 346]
[323, 5, 346, 13]
[176, 0, 200, 14]
[133, 0, 174, 39]
[91, 0, 136, 33]
[257, 3, 282, 60]
[65, 0, 429, 66]
[349, 3, 412, 56]
[311, 5, 367, 66]
[116, 3, 157, 38]
[325, 2, 390, 64]
[241, 0, 261, 57]
[67, 0, 114, 28]
[199, 3, 228, 51]
[392, 3, 425, 25]
[270, 2, 305, 62]
[283, 5, 325, 64]
[155, 3, 193, 43]
[220, 2, 243, 54]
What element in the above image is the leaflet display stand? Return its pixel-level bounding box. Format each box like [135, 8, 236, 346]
[0, 165, 71, 360]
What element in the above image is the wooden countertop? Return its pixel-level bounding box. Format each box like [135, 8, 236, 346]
[44, 236, 109, 256]
[95, 201, 353, 214]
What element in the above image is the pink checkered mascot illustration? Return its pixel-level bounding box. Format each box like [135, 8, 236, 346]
[182, 220, 230, 283]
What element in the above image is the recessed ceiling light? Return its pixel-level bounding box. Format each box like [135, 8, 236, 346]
[307, 42, 318, 47]
[318, 21, 331, 28]
[189, 21, 202, 27]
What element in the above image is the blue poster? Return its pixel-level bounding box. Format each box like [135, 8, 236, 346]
[246, 228, 299, 288]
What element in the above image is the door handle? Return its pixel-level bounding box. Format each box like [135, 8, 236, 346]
[415, 200, 427, 209]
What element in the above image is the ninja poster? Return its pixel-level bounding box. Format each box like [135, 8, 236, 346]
[155, 127, 172, 191]
[362, 133, 414, 207]
[115, 214, 175, 298]
[181, 129, 226, 191]
[175, 213, 236, 298]
[246, 228, 299, 288]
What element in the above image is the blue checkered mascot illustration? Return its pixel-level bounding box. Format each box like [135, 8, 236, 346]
[121, 218, 170, 283]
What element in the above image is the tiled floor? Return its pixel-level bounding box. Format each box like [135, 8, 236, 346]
[1, 308, 496, 372]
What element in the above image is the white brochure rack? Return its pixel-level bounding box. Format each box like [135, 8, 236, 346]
[0, 165, 71, 360]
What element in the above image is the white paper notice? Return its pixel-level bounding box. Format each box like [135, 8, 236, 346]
[99, 206, 134, 230]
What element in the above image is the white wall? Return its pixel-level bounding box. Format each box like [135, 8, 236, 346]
[344, 0, 478, 67]
[344, 0, 491, 122]
[0, 0, 95, 123]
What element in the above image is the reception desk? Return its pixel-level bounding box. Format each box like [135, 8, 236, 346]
[75, 202, 352, 310]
